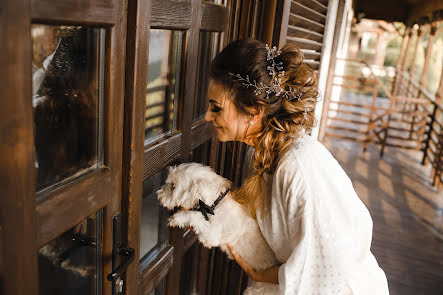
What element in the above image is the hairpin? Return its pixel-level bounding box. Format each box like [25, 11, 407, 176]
[229, 44, 302, 101]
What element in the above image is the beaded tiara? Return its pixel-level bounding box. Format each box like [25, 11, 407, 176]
[229, 44, 302, 101]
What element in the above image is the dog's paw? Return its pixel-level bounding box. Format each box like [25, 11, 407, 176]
[168, 211, 189, 228]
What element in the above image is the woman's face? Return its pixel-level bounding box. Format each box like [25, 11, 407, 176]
[205, 80, 252, 144]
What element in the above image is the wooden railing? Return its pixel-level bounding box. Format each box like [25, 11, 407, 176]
[394, 70, 442, 191]
[325, 58, 442, 192]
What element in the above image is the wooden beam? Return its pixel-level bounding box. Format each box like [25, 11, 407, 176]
[151, 0, 192, 29]
[408, 0, 443, 24]
[31, 0, 115, 26]
[354, 0, 408, 22]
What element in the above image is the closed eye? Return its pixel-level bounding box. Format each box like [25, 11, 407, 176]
[211, 105, 221, 113]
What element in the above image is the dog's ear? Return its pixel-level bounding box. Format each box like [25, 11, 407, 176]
[178, 179, 203, 209]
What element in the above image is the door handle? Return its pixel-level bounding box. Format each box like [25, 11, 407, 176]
[107, 214, 135, 294]
[107, 246, 135, 281]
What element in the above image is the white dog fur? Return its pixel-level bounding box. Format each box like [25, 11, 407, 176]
[157, 163, 280, 295]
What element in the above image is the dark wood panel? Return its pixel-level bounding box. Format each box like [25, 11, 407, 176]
[291, 1, 326, 24]
[102, 0, 128, 292]
[121, 0, 152, 292]
[286, 36, 323, 51]
[143, 132, 182, 179]
[0, 0, 38, 293]
[36, 169, 112, 246]
[31, 0, 115, 25]
[167, 0, 203, 293]
[183, 230, 198, 252]
[201, 2, 228, 32]
[287, 24, 323, 43]
[138, 246, 174, 295]
[289, 12, 325, 33]
[191, 120, 216, 149]
[151, 0, 192, 29]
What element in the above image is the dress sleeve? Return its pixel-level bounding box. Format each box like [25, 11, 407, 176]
[274, 160, 352, 295]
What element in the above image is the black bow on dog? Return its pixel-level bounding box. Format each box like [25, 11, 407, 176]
[192, 188, 230, 221]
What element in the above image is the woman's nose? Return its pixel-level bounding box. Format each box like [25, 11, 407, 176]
[205, 107, 213, 122]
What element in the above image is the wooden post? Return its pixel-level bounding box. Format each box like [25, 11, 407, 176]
[409, 27, 423, 92]
[407, 27, 423, 139]
[318, 0, 347, 142]
[398, 28, 414, 97]
[401, 28, 414, 73]
[419, 23, 438, 93]
[392, 27, 409, 96]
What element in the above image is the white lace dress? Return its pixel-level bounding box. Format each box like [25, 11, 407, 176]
[243, 135, 389, 295]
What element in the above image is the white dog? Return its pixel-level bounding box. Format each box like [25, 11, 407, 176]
[157, 163, 280, 295]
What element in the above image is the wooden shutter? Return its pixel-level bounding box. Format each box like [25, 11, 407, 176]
[276, 0, 330, 71]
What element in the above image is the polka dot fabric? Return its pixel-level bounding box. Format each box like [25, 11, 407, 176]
[250, 135, 389, 295]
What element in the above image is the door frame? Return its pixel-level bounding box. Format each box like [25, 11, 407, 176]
[0, 0, 128, 294]
[121, 0, 228, 294]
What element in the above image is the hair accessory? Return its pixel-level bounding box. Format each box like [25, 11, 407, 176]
[229, 44, 302, 101]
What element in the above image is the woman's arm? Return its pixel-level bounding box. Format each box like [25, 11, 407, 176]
[226, 244, 280, 284]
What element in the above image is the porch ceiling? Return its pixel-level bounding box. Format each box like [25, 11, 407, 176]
[354, 0, 443, 25]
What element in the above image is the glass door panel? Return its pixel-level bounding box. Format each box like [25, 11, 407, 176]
[145, 30, 183, 140]
[140, 168, 170, 260]
[38, 210, 103, 295]
[31, 25, 106, 194]
[193, 31, 221, 121]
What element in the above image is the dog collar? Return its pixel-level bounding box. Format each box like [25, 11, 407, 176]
[192, 188, 230, 221]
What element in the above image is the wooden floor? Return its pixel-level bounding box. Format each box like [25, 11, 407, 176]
[323, 137, 443, 295]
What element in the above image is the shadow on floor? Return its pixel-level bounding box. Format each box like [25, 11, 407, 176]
[323, 137, 443, 295]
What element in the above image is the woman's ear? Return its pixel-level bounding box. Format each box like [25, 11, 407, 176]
[250, 106, 264, 125]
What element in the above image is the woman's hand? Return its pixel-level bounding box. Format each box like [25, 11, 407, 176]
[226, 244, 280, 285]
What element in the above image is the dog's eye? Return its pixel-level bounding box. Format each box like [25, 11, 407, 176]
[171, 184, 175, 190]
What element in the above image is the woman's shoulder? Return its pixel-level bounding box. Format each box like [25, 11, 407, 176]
[277, 134, 330, 170]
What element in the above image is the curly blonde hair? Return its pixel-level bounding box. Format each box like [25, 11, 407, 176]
[210, 38, 318, 217]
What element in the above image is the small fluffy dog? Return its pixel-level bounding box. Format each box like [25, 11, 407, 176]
[157, 163, 279, 294]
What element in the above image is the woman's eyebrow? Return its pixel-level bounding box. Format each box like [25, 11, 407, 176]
[209, 99, 220, 105]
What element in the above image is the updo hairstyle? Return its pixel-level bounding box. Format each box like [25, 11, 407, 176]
[210, 38, 319, 216]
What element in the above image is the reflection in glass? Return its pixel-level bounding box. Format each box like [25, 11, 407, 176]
[193, 31, 221, 120]
[32, 25, 105, 193]
[140, 169, 170, 259]
[145, 30, 183, 139]
[38, 210, 103, 295]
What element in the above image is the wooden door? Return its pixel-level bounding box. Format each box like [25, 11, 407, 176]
[121, 0, 228, 294]
[1, 0, 127, 295]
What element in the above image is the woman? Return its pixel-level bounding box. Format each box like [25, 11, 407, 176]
[204, 38, 389, 294]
